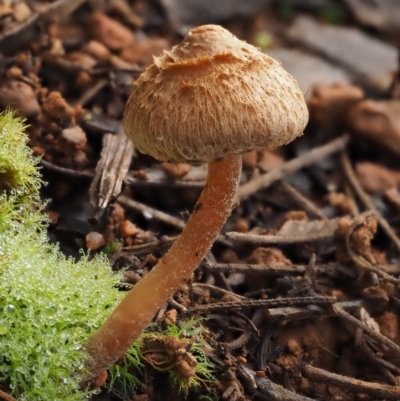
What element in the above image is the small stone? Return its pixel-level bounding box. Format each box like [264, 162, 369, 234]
[287, 339, 302, 357]
[219, 248, 239, 264]
[257, 149, 284, 171]
[73, 104, 85, 123]
[123, 270, 141, 285]
[49, 38, 65, 56]
[0, 2, 12, 18]
[242, 150, 257, 170]
[280, 210, 308, 228]
[384, 187, 400, 211]
[47, 210, 60, 225]
[13, 2, 32, 22]
[161, 162, 191, 179]
[72, 150, 89, 169]
[355, 162, 400, 193]
[31, 146, 45, 157]
[347, 100, 400, 156]
[275, 354, 298, 370]
[109, 54, 135, 70]
[233, 218, 249, 233]
[61, 126, 87, 150]
[248, 247, 291, 265]
[375, 313, 398, 340]
[44, 134, 54, 143]
[75, 71, 93, 89]
[132, 170, 149, 180]
[5, 66, 23, 79]
[327, 192, 357, 215]
[86, 232, 106, 250]
[27, 72, 40, 85]
[42, 91, 75, 126]
[0, 80, 40, 118]
[89, 11, 135, 51]
[120, 38, 169, 65]
[119, 220, 141, 237]
[67, 51, 97, 69]
[308, 83, 364, 126]
[86, 40, 111, 61]
[111, 203, 125, 225]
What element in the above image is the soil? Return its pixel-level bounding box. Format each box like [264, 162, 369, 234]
[1, 1, 400, 400]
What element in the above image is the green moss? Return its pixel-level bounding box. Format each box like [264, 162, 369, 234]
[106, 318, 215, 398]
[0, 111, 215, 400]
[137, 318, 215, 396]
[163, 318, 215, 395]
[0, 111, 41, 193]
[0, 111, 125, 400]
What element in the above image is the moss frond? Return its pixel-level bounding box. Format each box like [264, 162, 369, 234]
[0, 110, 41, 194]
[145, 318, 215, 395]
[0, 110, 126, 400]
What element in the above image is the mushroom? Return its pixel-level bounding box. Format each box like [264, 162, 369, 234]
[87, 24, 308, 377]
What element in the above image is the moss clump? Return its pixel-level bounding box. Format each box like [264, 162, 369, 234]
[0, 111, 215, 400]
[138, 318, 215, 395]
[106, 318, 215, 398]
[0, 111, 125, 400]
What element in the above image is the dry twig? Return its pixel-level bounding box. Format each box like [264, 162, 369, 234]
[341, 152, 400, 253]
[278, 180, 327, 220]
[89, 128, 134, 220]
[191, 282, 247, 301]
[118, 195, 227, 243]
[236, 135, 349, 202]
[333, 304, 400, 361]
[122, 235, 177, 256]
[303, 364, 400, 399]
[125, 164, 208, 188]
[344, 213, 400, 284]
[40, 159, 93, 180]
[241, 366, 315, 401]
[202, 261, 306, 275]
[225, 308, 264, 350]
[226, 216, 340, 244]
[118, 195, 186, 230]
[185, 296, 336, 315]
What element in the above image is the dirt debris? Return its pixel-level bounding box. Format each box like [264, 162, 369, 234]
[347, 100, 400, 156]
[0, 2, 400, 401]
[355, 162, 400, 194]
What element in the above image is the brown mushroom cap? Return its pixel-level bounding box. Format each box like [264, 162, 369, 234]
[123, 25, 308, 163]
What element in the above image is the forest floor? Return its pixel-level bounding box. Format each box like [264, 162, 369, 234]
[1, 1, 400, 400]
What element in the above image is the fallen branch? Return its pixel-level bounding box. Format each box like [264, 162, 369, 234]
[303, 364, 400, 399]
[184, 295, 336, 315]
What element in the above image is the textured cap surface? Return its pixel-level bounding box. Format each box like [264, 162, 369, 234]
[123, 25, 309, 163]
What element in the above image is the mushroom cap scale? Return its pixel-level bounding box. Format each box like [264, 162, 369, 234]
[123, 25, 308, 163]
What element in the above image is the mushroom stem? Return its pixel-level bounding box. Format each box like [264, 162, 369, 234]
[86, 154, 242, 377]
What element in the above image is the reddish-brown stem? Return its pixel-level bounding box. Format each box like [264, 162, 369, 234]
[86, 154, 242, 378]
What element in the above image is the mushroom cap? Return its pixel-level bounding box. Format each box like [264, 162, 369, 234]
[123, 25, 308, 163]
